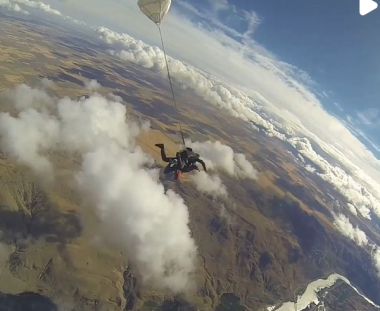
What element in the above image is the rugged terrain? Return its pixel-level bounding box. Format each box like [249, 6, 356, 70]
[0, 12, 379, 311]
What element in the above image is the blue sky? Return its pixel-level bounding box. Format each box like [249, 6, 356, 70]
[174, 0, 380, 154]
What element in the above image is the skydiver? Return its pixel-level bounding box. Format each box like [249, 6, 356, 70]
[155, 143, 207, 179]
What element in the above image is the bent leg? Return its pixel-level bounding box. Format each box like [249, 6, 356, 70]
[155, 144, 170, 162]
[160, 148, 171, 162]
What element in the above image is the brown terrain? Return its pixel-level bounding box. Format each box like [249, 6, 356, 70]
[0, 12, 379, 311]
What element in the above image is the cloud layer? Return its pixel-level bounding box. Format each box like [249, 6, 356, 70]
[373, 248, 380, 277]
[333, 214, 368, 247]
[333, 213, 380, 276]
[0, 0, 62, 15]
[0, 0, 86, 25]
[190, 171, 227, 198]
[0, 82, 196, 292]
[187, 140, 257, 180]
[0, 0, 29, 14]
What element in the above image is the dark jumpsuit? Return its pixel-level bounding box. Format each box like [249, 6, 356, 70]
[159, 146, 207, 173]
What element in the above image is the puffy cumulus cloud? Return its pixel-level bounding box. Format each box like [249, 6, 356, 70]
[333, 214, 368, 247]
[0, 85, 134, 179]
[97, 28, 166, 70]
[347, 203, 358, 216]
[1, 83, 55, 112]
[373, 248, 380, 277]
[190, 171, 227, 198]
[289, 137, 379, 219]
[77, 145, 196, 291]
[11, 0, 62, 15]
[187, 140, 257, 180]
[65, 16, 87, 26]
[2, 0, 86, 25]
[108, 93, 123, 103]
[40, 78, 55, 89]
[234, 153, 258, 179]
[0, 109, 59, 181]
[304, 164, 316, 173]
[0, 0, 29, 14]
[55, 95, 133, 152]
[0, 83, 197, 293]
[84, 79, 101, 92]
[333, 215, 380, 276]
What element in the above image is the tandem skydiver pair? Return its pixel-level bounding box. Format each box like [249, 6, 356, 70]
[155, 143, 207, 180]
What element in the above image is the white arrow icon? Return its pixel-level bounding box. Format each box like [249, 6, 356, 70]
[360, 0, 378, 15]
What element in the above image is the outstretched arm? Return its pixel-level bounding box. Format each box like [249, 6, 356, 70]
[196, 159, 207, 172]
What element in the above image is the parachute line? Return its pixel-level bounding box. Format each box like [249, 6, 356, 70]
[158, 25, 186, 147]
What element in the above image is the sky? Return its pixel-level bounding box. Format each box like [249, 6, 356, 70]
[2, 1, 380, 219]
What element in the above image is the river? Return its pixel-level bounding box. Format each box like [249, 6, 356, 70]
[266, 273, 380, 311]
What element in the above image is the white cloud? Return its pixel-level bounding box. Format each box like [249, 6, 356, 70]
[334, 102, 344, 112]
[334, 215, 380, 279]
[190, 171, 227, 198]
[66, 15, 87, 26]
[289, 137, 379, 219]
[347, 203, 358, 216]
[0, 109, 59, 182]
[77, 144, 196, 291]
[250, 123, 260, 132]
[357, 108, 379, 126]
[0, 0, 29, 14]
[187, 140, 257, 180]
[233, 152, 258, 179]
[2, 0, 86, 25]
[304, 164, 316, 173]
[297, 154, 305, 163]
[207, 0, 229, 12]
[334, 214, 368, 247]
[2, 83, 55, 112]
[41, 77, 55, 89]
[373, 247, 380, 277]
[12, 0, 62, 15]
[108, 93, 123, 103]
[84, 79, 101, 92]
[95, 26, 287, 141]
[0, 83, 197, 293]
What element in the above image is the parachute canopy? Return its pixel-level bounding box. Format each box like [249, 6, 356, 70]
[137, 0, 172, 25]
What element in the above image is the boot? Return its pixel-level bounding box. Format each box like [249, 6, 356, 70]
[155, 143, 164, 149]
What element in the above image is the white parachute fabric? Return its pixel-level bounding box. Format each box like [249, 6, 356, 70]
[137, 0, 172, 25]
